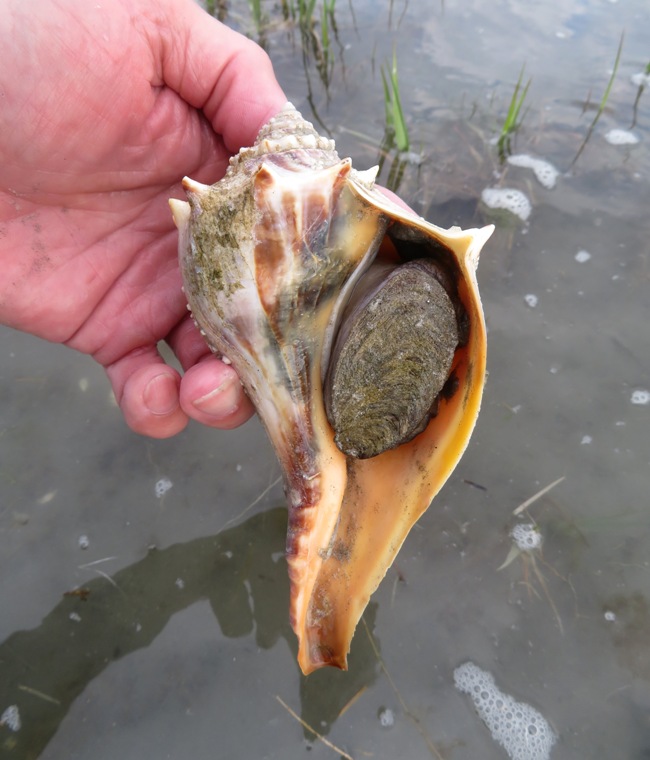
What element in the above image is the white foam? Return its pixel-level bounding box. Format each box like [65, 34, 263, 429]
[155, 477, 173, 498]
[631, 389, 650, 405]
[399, 150, 425, 166]
[631, 72, 650, 87]
[0, 705, 21, 732]
[605, 129, 639, 146]
[524, 294, 538, 308]
[378, 707, 395, 727]
[507, 155, 559, 189]
[454, 662, 556, 760]
[574, 250, 591, 263]
[481, 188, 531, 221]
[511, 524, 543, 551]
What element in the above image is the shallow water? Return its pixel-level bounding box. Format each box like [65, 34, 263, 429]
[1, 1, 649, 758]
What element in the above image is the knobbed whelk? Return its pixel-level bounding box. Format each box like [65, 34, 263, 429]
[169, 103, 492, 674]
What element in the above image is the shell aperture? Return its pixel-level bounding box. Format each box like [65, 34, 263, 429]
[325, 258, 462, 459]
[170, 103, 492, 674]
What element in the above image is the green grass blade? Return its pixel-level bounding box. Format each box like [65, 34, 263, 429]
[596, 31, 624, 117]
[501, 74, 522, 133]
[571, 31, 625, 167]
[381, 66, 394, 131]
[389, 52, 410, 152]
[497, 64, 531, 159]
[321, 4, 330, 60]
[303, 0, 317, 21]
[247, 0, 262, 28]
[501, 65, 530, 135]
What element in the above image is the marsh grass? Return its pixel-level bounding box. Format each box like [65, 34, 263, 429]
[280, 0, 339, 89]
[319, 0, 339, 77]
[362, 617, 445, 759]
[381, 51, 410, 152]
[375, 53, 420, 193]
[499, 477, 571, 635]
[497, 65, 531, 161]
[630, 58, 650, 128]
[247, 0, 263, 29]
[572, 32, 625, 166]
[376, 143, 408, 193]
[274, 696, 354, 760]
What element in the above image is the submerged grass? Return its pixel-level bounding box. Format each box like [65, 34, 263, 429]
[280, 0, 339, 90]
[497, 65, 531, 161]
[630, 58, 650, 128]
[572, 31, 625, 166]
[500, 477, 581, 636]
[283, 0, 319, 26]
[275, 695, 355, 760]
[362, 617, 445, 759]
[381, 51, 410, 152]
[247, 0, 263, 30]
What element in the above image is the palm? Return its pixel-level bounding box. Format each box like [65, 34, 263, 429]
[1, 0, 286, 436]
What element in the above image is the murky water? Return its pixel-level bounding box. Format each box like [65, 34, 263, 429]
[1, 1, 649, 758]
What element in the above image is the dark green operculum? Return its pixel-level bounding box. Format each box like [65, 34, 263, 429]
[324, 259, 461, 459]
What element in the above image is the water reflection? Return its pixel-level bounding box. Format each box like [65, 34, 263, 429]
[0, 507, 380, 757]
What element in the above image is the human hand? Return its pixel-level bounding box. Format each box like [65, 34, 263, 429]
[0, 0, 287, 437]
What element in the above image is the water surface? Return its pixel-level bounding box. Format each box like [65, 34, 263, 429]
[1, 1, 649, 757]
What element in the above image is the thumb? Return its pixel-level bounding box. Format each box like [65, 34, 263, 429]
[156, 0, 287, 151]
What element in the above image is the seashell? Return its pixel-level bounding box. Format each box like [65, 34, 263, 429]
[169, 103, 492, 674]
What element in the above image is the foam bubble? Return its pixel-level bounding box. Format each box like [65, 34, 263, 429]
[524, 294, 538, 308]
[454, 662, 556, 760]
[511, 524, 543, 551]
[399, 150, 424, 166]
[631, 389, 650, 405]
[605, 129, 639, 146]
[481, 188, 531, 221]
[155, 477, 173, 498]
[507, 155, 559, 189]
[378, 707, 395, 727]
[574, 250, 591, 263]
[631, 72, 650, 87]
[0, 705, 21, 732]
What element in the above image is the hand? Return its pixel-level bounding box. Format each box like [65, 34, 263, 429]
[0, 0, 287, 437]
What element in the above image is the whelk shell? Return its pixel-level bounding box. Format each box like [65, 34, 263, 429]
[170, 103, 492, 674]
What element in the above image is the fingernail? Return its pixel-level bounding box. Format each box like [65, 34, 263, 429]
[143, 373, 179, 416]
[193, 376, 240, 419]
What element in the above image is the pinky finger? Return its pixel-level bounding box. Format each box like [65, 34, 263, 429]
[106, 349, 189, 438]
